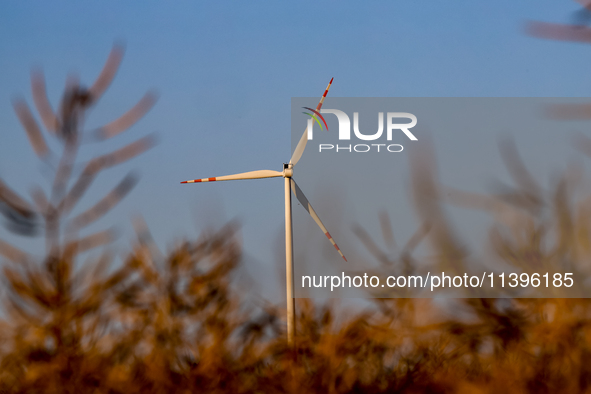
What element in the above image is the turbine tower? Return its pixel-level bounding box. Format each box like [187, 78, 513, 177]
[181, 79, 346, 345]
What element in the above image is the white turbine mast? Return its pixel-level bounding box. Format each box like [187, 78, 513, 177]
[181, 78, 346, 346]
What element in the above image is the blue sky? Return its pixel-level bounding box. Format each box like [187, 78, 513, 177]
[1, 0, 590, 300]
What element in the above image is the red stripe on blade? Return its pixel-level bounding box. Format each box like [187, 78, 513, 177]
[325, 232, 331, 239]
[317, 78, 333, 110]
[208, 177, 216, 182]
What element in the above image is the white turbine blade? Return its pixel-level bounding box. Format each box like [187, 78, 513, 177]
[290, 179, 347, 262]
[181, 169, 282, 184]
[289, 126, 309, 166]
[289, 78, 333, 165]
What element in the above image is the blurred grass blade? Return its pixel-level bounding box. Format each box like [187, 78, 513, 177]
[60, 135, 155, 214]
[12, 99, 49, 158]
[378, 210, 396, 249]
[57, 74, 80, 127]
[68, 173, 139, 229]
[0, 178, 35, 215]
[574, 134, 591, 158]
[58, 162, 101, 215]
[88, 44, 124, 104]
[29, 186, 50, 215]
[575, 0, 591, 9]
[95, 135, 156, 168]
[410, 141, 466, 271]
[400, 222, 431, 256]
[65, 229, 116, 255]
[499, 138, 541, 194]
[352, 224, 391, 265]
[93, 92, 158, 140]
[31, 69, 59, 134]
[0, 238, 30, 263]
[132, 215, 163, 261]
[526, 20, 591, 43]
[546, 103, 591, 119]
[73, 251, 112, 289]
[572, 7, 591, 27]
[0, 178, 39, 235]
[0, 205, 39, 236]
[498, 138, 542, 209]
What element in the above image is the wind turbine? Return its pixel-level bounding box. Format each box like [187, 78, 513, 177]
[181, 79, 346, 345]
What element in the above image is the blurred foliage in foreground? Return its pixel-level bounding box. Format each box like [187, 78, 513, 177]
[3, 186, 591, 393]
[4, 45, 591, 393]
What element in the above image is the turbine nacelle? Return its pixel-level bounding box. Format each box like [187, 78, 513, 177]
[282, 163, 293, 178]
